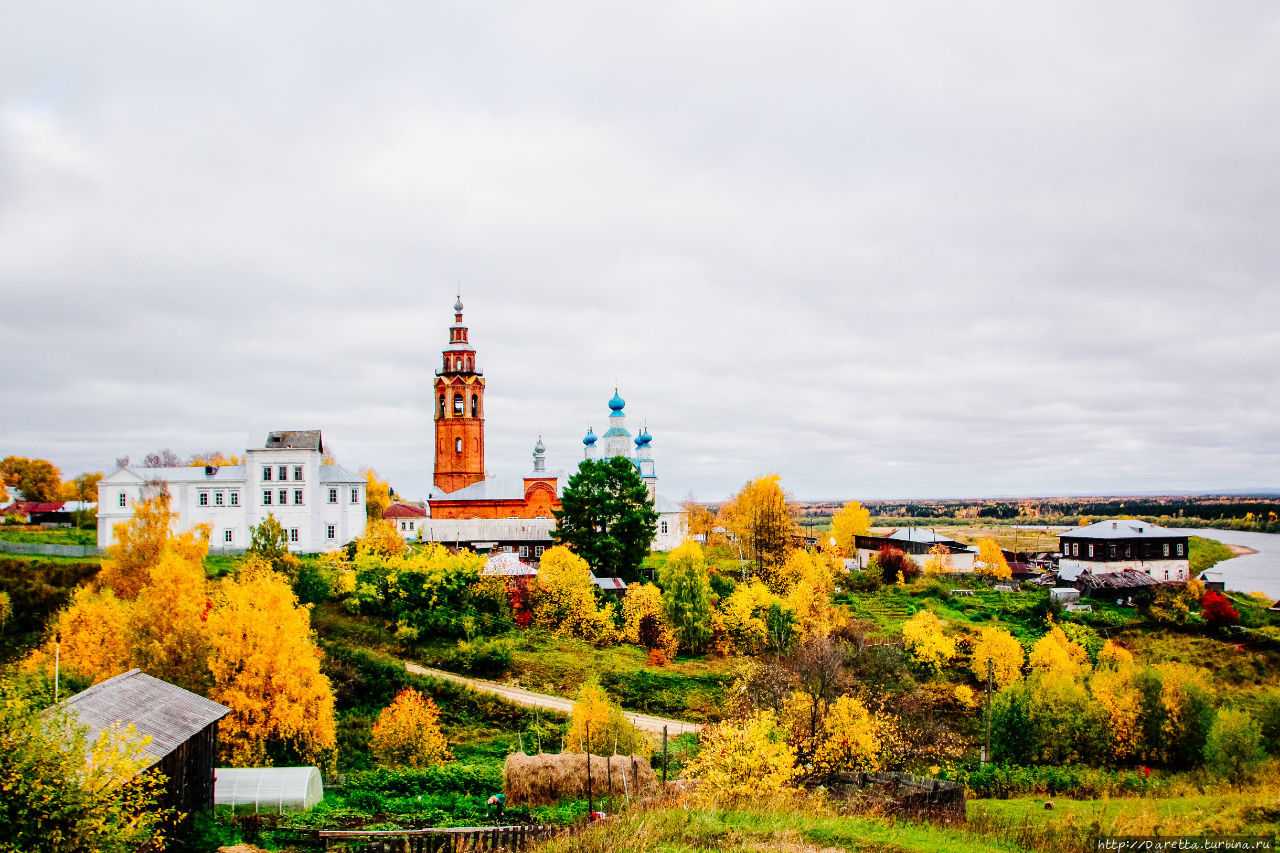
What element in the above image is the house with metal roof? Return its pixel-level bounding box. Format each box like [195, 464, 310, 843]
[60, 669, 229, 824]
[851, 528, 978, 572]
[1058, 519, 1189, 583]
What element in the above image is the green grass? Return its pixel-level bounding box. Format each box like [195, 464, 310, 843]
[537, 804, 1022, 853]
[969, 789, 1280, 840]
[1189, 535, 1237, 578]
[0, 526, 96, 546]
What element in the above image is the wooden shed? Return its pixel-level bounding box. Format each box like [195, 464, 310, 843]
[61, 669, 230, 823]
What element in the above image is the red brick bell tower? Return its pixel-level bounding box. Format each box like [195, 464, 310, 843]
[433, 295, 486, 493]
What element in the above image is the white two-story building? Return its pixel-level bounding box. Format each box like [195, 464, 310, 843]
[97, 430, 366, 552]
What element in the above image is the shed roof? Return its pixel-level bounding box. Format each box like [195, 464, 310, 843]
[1061, 519, 1181, 539]
[61, 670, 229, 767]
[482, 552, 538, 577]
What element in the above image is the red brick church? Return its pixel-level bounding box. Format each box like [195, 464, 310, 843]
[427, 296, 561, 520]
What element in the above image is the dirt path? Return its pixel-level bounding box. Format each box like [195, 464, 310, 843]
[403, 661, 703, 737]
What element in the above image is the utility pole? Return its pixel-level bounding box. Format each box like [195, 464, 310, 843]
[984, 657, 994, 765]
[662, 725, 669, 785]
[54, 631, 61, 703]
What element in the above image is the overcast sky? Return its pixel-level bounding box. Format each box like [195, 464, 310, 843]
[3, 2, 1278, 501]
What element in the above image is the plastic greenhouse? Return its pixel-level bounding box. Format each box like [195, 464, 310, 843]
[214, 766, 324, 813]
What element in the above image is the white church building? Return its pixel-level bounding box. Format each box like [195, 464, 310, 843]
[97, 430, 367, 552]
[582, 389, 687, 551]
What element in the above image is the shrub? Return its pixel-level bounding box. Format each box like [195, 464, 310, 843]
[370, 688, 451, 768]
[684, 711, 797, 799]
[1203, 707, 1265, 782]
[1201, 590, 1240, 626]
[845, 566, 882, 593]
[970, 626, 1024, 689]
[441, 638, 514, 678]
[1257, 689, 1280, 755]
[901, 610, 956, 672]
[876, 545, 919, 585]
[565, 681, 647, 755]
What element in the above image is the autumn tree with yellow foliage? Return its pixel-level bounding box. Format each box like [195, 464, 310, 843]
[566, 680, 647, 755]
[206, 561, 337, 767]
[970, 626, 1025, 689]
[779, 550, 842, 639]
[828, 500, 871, 557]
[129, 549, 212, 692]
[370, 688, 451, 768]
[901, 609, 956, 672]
[25, 586, 133, 685]
[810, 695, 895, 777]
[531, 546, 615, 644]
[718, 475, 797, 584]
[98, 495, 182, 598]
[363, 468, 392, 520]
[1028, 622, 1090, 681]
[923, 543, 950, 575]
[975, 538, 1012, 580]
[621, 583, 677, 658]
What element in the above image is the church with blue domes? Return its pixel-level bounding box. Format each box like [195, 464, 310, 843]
[581, 388, 685, 550]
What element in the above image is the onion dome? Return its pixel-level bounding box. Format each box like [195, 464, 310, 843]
[583, 427, 598, 446]
[534, 435, 545, 455]
[608, 388, 625, 413]
[635, 428, 653, 448]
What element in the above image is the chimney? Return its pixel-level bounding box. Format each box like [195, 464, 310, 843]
[1111, 522, 1117, 529]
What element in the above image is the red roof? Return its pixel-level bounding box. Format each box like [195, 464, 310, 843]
[383, 502, 427, 519]
[6, 501, 66, 514]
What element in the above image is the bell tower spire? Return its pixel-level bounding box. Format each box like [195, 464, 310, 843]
[433, 294, 485, 493]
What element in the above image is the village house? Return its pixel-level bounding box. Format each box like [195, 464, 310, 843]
[97, 430, 366, 552]
[1057, 519, 1189, 583]
[850, 528, 977, 572]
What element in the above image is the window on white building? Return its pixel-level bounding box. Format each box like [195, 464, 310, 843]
[535, 545, 544, 556]
[294, 489, 303, 505]
[1108, 545, 1117, 558]
[329, 488, 338, 504]
[224, 529, 233, 544]
[1163, 544, 1170, 557]
[293, 465, 303, 481]
[277, 465, 288, 481]
[1176, 543, 1184, 557]
[327, 524, 336, 540]
[230, 491, 239, 506]
[215, 491, 224, 506]
[1087, 544, 1094, 557]
[198, 491, 209, 506]
[289, 528, 299, 543]
[263, 466, 272, 481]
[278, 489, 288, 505]
[350, 488, 359, 504]
[518, 545, 528, 557]
[660, 520, 668, 535]
[263, 491, 272, 505]
[118, 492, 127, 508]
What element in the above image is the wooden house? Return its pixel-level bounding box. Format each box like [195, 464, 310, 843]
[61, 669, 230, 824]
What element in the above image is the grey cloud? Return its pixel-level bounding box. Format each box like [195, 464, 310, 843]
[2, 2, 1278, 500]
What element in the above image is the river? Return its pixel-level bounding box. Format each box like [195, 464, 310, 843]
[1163, 527, 1280, 600]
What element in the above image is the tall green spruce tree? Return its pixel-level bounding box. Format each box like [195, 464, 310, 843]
[552, 456, 658, 581]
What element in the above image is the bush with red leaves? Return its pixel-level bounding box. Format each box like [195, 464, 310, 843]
[1200, 589, 1239, 626]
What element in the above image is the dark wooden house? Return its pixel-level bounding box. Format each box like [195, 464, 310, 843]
[61, 669, 230, 824]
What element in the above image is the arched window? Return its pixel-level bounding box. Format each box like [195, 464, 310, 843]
[453, 393, 464, 415]
[455, 437, 463, 454]
[471, 394, 478, 417]
[438, 395, 445, 418]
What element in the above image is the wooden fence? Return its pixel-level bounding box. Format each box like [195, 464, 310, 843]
[318, 824, 559, 852]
